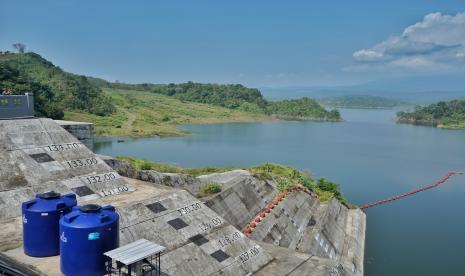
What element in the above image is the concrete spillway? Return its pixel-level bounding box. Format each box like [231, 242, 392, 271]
[199, 171, 366, 276]
[0, 118, 365, 276]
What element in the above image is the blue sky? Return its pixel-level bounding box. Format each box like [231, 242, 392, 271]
[1, 0, 464, 88]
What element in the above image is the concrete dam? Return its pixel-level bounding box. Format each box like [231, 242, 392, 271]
[0, 118, 366, 276]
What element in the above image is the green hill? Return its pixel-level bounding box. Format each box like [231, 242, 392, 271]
[0, 52, 114, 119]
[65, 88, 271, 136]
[267, 97, 340, 120]
[397, 100, 465, 129]
[89, 78, 269, 110]
[1, 52, 341, 136]
[319, 95, 406, 109]
[89, 76, 340, 119]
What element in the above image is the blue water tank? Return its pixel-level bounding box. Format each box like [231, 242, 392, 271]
[60, 204, 119, 276]
[22, 191, 77, 257]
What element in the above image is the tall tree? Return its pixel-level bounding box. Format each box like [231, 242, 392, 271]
[12, 43, 26, 53]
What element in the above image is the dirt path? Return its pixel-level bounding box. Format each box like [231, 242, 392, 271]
[120, 107, 136, 130]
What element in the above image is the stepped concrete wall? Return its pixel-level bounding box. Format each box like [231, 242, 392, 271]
[200, 173, 366, 276]
[200, 170, 276, 229]
[0, 118, 132, 220]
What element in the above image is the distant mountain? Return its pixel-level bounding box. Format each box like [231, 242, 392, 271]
[318, 95, 407, 109]
[354, 75, 465, 93]
[261, 75, 465, 105]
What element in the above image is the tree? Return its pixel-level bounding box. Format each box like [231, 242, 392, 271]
[12, 43, 26, 53]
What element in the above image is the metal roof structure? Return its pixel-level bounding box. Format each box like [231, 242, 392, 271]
[104, 239, 166, 266]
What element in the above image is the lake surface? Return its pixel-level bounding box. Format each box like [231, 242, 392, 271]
[94, 109, 465, 276]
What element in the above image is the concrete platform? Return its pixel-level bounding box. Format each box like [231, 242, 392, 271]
[1, 178, 273, 276]
[255, 241, 350, 276]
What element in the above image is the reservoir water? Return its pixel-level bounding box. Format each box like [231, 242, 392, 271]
[94, 109, 465, 276]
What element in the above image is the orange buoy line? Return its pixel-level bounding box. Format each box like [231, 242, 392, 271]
[360, 171, 463, 210]
[244, 184, 319, 236]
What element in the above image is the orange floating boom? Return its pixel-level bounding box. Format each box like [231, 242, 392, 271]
[360, 171, 463, 210]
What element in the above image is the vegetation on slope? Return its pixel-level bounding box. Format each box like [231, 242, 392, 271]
[397, 100, 465, 129]
[152, 82, 268, 110]
[1, 51, 341, 135]
[319, 95, 407, 109]
[65, 88, 271, 136]
[0, 62, 63, 118]
[119, 157, 346, 203]
[91, 78, 340, 121]
[267, 97, 341, 120]
[0, 52, 114, 119]
[198, 183, 222, 197]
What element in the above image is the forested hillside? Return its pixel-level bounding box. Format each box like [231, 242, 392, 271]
[0, 52, 114, 119]
[1, 51, 341, 135]
[91, 77, 340, 120]
[397, 100, 465, 129]
[267, 97, 340, 120]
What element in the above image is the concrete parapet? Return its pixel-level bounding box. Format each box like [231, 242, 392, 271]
[55, 120, 94, 150]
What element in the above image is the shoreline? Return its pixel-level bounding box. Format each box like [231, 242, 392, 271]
[91, 114, 344, 138]
[270, 114, 343, 122]
[396, 118, 465, 130]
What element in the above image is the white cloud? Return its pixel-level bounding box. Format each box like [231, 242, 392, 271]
[353, 49, 384, 61]
[390, 57, 435, 68]
[352, 12, 465, 69]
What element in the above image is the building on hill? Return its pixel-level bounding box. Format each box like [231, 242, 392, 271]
[0, 92, 34, 119]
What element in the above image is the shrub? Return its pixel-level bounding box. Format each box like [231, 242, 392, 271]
[276, 177, 293, 192]
[140, 160, 153, 170]
[199, 182, 222, 196]
[316, 178, 345, 202]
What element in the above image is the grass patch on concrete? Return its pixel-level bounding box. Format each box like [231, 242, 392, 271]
[118, 157, 346, 203]
[65, 88, 273, 137]
[119, 157, 233, 177]
[249, 163, 346, 203]
[198, 182, 222, 197]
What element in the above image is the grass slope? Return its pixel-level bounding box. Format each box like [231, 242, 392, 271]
[90, 78, 340, 121]
[65, 88, 272, 136]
